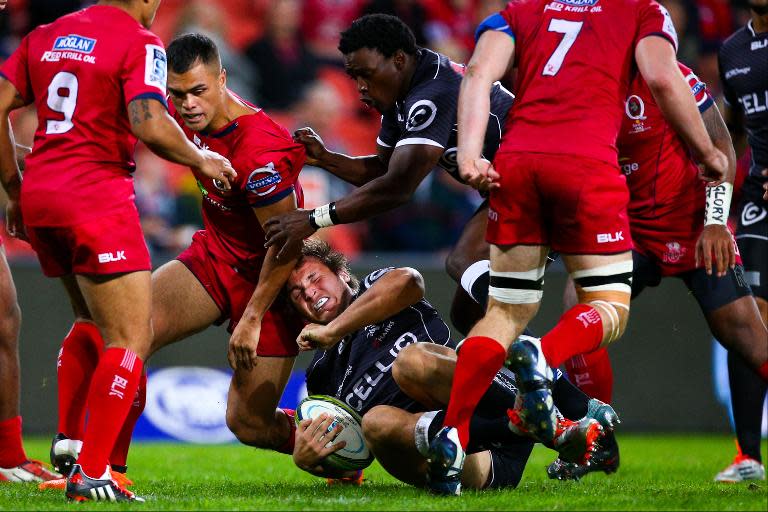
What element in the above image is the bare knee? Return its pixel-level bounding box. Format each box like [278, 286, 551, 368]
[361, 405, 396, 449]
[225, 406, 285, 449]
[445, 247, 468, 283]
[0, 300, 20, 349]
[393, 343, 433, 393]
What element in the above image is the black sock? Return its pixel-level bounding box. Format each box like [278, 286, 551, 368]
[427, 410, 528, 453]
[470, 270, 489, 309]
[728, 351, 767, 462]
[552, 375, 590, 420]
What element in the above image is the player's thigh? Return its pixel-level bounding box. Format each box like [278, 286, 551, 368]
[227, 355, 295, 423]
[394, 343, 456, 408]
[149, 259, 221, 355]
[75, 270, 152, 353]
[445, 200, 490, 282]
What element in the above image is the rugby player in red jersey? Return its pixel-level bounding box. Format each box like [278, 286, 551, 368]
[45, 33, 307, 484]
[0, 0, 235, 502]
[549, 62, 768, 480]
[0, 0, 61, 484]
[429, 0, 729, 495]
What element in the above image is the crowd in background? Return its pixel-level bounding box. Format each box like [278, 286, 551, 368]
[0, 0, 757, 262]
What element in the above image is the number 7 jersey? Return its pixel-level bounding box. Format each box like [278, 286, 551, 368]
[0, 5, 167, 226]
[480, 0, 678, 166]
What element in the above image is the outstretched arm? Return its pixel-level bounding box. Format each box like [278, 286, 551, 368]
[294, 127, 391, 186]
[264, 144, 442, 260]
[457, 30, 514, 192]
[297, 268, 425, 351]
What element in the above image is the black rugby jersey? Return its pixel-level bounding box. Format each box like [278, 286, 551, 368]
[719, 20, 768, 194]
[376, 48, 514, 184]
[305, 268, 452, 415]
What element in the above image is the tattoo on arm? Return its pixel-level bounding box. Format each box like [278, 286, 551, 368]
[128, 99, 154, 126]
[702, 104, 731, 148]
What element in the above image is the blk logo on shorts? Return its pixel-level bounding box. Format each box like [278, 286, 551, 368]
[98, 251, 126, 264]
[597, 231, 624, 244]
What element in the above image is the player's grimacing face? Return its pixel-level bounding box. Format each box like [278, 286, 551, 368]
[287, 258, 352, 324]
[344, 48, 404, 113]
[167, 61, 226, 132]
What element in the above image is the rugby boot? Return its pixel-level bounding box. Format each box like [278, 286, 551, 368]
[714, 449, 766, 483]
[66, 464, 144, 503]
[546, 432, 620, 481]
[0, 460, 61, 482]
[505, 336, 557, 442]
[40, 467, 133, 491]
[586, 398, 621, 431]
[425, 427, 465, 496]
[50, 432, 81, 476]
[327, 469, 364, 486]
[508, 408, 601, 465]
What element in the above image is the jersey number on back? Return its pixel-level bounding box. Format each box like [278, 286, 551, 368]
[543, 19, 583, 76]
[46, 72, 78, 134]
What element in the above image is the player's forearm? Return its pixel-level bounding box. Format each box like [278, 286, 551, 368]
[0, 117, 21, 200]
[325, 269, 424, 339]
[457, 71, 493, 164]
[332, 176, 413, 225]
[129, 98, 205, 169]
[241, 246, 299, 324]
[317, 152, 387, 186]
[702, 104, 737, 184]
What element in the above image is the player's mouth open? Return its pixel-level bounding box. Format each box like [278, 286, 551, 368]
[314, 297, 329, 311]
[184, 113, 204, 123]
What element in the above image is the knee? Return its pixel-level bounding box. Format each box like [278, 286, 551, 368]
[393, 344, 430, 391]
[225, 407, 272, 448]
[361, 406, 394, 449]
[0, 300, 21, 347]
[445, 248, 466, 283]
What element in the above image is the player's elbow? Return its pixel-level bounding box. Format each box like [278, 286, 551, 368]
[635, 37, 679, 93]
[395, 267, 425, 303]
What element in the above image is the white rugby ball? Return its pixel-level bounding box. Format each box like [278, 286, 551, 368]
[295, 395, 374, 470]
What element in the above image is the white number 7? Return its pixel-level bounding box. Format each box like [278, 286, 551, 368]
[542, 19, 583, 76]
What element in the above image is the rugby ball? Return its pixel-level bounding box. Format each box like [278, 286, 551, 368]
[295, 395, 374, 471]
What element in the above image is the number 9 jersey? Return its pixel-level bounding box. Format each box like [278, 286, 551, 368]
[0, 5, 167, 227]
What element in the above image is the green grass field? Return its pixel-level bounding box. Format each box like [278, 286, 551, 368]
[1, 435, 766, 511]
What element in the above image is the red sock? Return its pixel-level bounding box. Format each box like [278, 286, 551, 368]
[275, 408, 296, 455]
[541, 304, 604, 369]
[759, 361, 768, 383]
[57, 321, 104, 439]
[444, 336, 507, 448]
[109, 371, 147, 469]
[564, 348, 613, 403]
[76, 348, 143, 478]
[0, 416, 27, 468]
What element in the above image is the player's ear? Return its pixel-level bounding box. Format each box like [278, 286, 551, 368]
[393, 49, 406, 71]
[219, 67, 227, 88]
[339, 268, 351, 284]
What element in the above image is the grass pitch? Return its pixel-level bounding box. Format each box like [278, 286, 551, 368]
[1, 434, 765, 511]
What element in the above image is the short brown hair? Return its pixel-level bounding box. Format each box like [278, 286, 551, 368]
[299, 238, 360, 294]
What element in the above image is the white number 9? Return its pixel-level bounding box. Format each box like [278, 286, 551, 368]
[46, 71, 78, 134]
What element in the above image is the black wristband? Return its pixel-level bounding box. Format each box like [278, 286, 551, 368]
[308, 210, 320, 230]
[328, 202, 340, 225]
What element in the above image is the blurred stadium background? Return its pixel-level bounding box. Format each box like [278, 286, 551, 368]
[0, 0, 765, 443]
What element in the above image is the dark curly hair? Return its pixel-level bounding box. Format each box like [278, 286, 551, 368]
[338, 14, 417, 58]
[167, 33, 221, 74]
[299, 238, 360, 294]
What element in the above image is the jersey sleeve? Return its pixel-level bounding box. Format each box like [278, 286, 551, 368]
[635, 1, 678, 52]
[475, 11, 515, 42]
[121, 31, 167, 108]
[394, 81, 457, 150]
[377, 113, 400, 148]
[678, 63, 714, 113]
[0, 34, 33, 103]
[244, 142, 306, 208]
[358, 267, 396, 295]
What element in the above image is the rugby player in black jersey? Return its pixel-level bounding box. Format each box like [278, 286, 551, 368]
[715, 0, 768, 483]
[263, 14, 509, 334]
[283, 239, 618, 491]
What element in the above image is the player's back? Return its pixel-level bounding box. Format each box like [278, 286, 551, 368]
[1, 5, 167, 226]
[497, 0, 677, 165]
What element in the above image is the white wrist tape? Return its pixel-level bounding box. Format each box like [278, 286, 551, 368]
[312, 203, 335, 228]
[704, 182, 733, 226]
